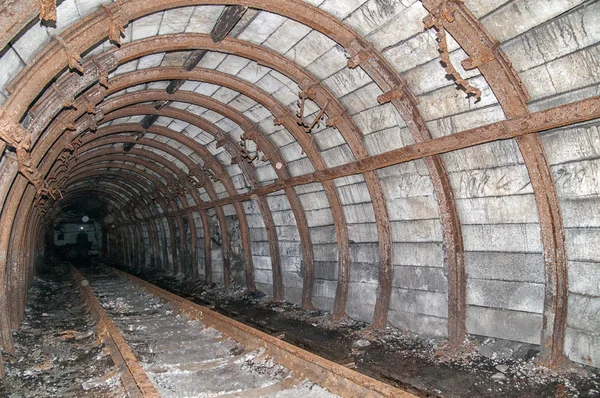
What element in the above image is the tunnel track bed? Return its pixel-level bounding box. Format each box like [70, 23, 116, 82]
[75, 265, 414, 397]
[128, 267, 600, 398]
[0, 263, 124, 397]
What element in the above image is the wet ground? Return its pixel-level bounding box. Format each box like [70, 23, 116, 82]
[0, 263, 124, 397]
[127, 265, 600, 398]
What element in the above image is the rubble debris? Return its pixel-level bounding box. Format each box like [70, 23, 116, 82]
[0, 263, 124, 397]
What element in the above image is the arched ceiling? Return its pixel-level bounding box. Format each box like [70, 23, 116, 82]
[1, 0, 600, 370]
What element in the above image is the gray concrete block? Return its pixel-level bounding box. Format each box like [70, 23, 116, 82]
[482, 0, 582, 43]
[266, 194, 292, 212]
[569, 261, 600, 296]
[299, 191, 330, 211]
[314, 261, 338, 281]
[278, 242, 302, 257]
[462, 224, 542, 253]
[566, 228, 600, 262]
[348, 281, 378, 306]
[366, 1, 428, 51]
[388, 309, 448, 337]
[352, 103, 402, 135]
[565, 326, 600, 367]
[264, 19, 311, 54]
[520, 44, 600, 101]
[448, 164, 533, 199]
[339, 82, 382, 115]
[380, 173, 434, 199]
[390, 288, 448, 318]
[283, 271, 303, 289]
[348, 223, 379, 243]
[568, 293, 600, 332]
[337, 182, 372, 205]
[252, 256, 272, 270]
[314, 127, 347, 151]
[344, 0, 410, 37]
[350, 243, 379, 264]
[392, 242, 444, 267]
[349, 262, 379, 283]
[313, 279, 337, 299]
[305, 208, 334, 227]
[271, 210, 298, 226]
[552, 158, 600, 198]
[467, 279, 544, 313]
[275, 226, 300, 241]
[282, 257, 302, 273]
[256, 282, 273, 298]
[456, 195, 539, 224]
[466, 252, 545, 283]
[386, 196, 440, 221]
[364, 126, 411, 155]
[255, 269, 273, 285]
[561, 198, 600, 228]
[313, 244, 339, 262]
[392, 266, 447, 293]
[541, 124, 599, 165]
[285, 30, 336, 68]
[466, 306, 543, 345]
[306, 46, 349, 80]
[312, 296, 335, 312]
[343, 203, 376, 223]
[346, 300, 375, 323]
[391, 220, 443, 243]
[321, 144, 356, 168]
[309, 225, 337, 244]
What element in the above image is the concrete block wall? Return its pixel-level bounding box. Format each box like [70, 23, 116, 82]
[542, 122, 600, 367]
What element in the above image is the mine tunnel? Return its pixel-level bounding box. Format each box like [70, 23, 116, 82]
[1, 0, 600, 396]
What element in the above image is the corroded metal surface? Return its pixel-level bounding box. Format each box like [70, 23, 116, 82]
[135, 96, 600, 217]
[421, 0, 569, 365]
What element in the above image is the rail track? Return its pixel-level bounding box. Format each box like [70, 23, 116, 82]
[71, 265, 415, 398]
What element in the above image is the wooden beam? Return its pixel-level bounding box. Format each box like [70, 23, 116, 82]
[211, 6, 248, 43]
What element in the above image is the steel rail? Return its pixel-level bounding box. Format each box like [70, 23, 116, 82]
[71, 266, 160, 398]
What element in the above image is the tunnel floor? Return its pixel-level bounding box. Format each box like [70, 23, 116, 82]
[0, 264, 124, 397]
[130, 265, 600, 398]
[1, 259, 600, 397]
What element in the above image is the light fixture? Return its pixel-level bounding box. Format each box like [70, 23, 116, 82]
[82, 215, 89, 222]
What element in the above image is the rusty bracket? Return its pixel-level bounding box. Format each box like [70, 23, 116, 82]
[236, 132, 263, 164]
[377, 81, 420, 105]
[50, 85, 77, 109]
[346, 39, 375, 69]
[0, 108, 55, 197]
[461, 42, 498, 70]
[188, 164, 206, 188]
[92, 57, 110, 89]
[423, 0, 482, 100]
[83, 113, 98, 132]
[55, 36, 83, 74]
[66, 135, 85, 152]
[38, 0, 57, 23]
[100, 5, 126, 46]
[201, 163, 219, 183]
[296, 91, 329, 134]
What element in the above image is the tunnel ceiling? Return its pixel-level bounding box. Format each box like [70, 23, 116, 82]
[1, 0, 600, 370]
